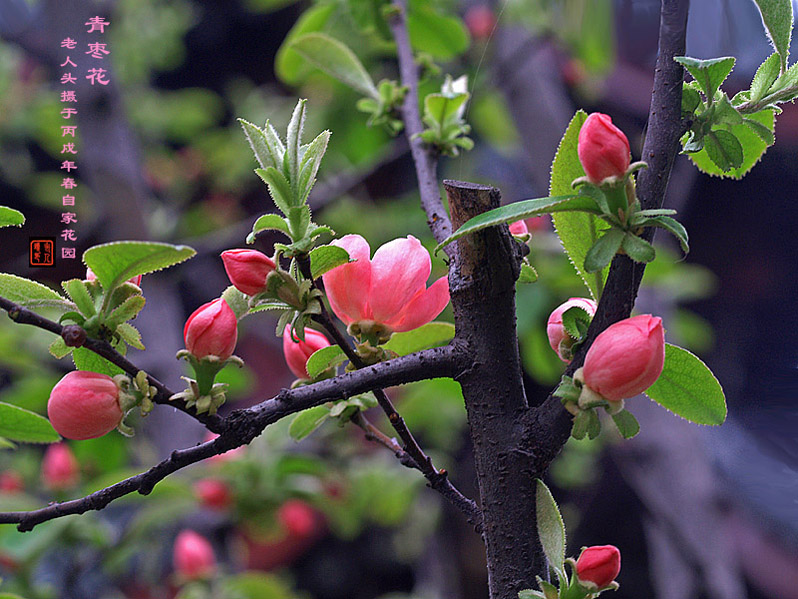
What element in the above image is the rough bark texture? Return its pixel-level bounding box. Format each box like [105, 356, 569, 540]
[445, 180, 542, 598]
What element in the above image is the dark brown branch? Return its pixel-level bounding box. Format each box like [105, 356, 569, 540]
[387, 0, 453, 251]
[0, 296, 224, 431]
[0, 344, 467, 530]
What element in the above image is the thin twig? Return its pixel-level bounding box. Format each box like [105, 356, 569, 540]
[297, 255, 483, 531]
[0, 296, 224, 431]
[0, 342, 466, 530]
[387, 0, 454, 251]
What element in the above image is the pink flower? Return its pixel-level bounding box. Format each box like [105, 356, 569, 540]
[283, 325, 330, 379]
[173, 530, 216, 580]
[0, 471, 24, 494]
[220, 249, 276, 296]
[576, 545, 621, 589]
[184, 298, 238, 360]
[41, 443, 79, 490]
[578, 113, 631, 184]
[321, 235, 449, 333]
[464, 5, 496, 40]
[509, 220, 529, 237]
[47, 371, 123, 440]
[547, 298, 597, 363]
[194, 478, 232, 510]
[85, 267, 142, 287]
[582, 314, 665, 402]
[277, 499, 318, 539]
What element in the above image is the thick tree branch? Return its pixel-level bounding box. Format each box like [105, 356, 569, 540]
[0, 295, 224, 431]
[0, 344, 468, 530]
[388, 0, 453, 251]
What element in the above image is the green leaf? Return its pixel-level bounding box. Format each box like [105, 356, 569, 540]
[435, 194, 598, 252]
[62, 279, 96, 317]
[425, 93, 469, 128]
[704, 129, 744, 171]
[407, 4, 469, 60]
[275, 3, 336, 86]
[383, 322, 455, 356]
[289, 33, 379, 99]
[535, 479, 566, 571]
[0, 274, 71, 311]
[288, 405, 330, 440]
[83, 241, 195, 292]
[641, 215, 689, 254]
[645, 343, 726, 425]
[621, 233, 656, 263]
[743, 117, 776, 145]
[116, 323, 144, 350]
[752, 0, 793, 71]
[611, 410, 640, 439]
[239, 119, 281, 171]
[685, 109, 775, 178]
[220, 571, 296, 599]
[584, 228, 625, 273]
[309, 245, 350, 279]
[0, 206, 24, 228]
[550, 110, 606, 300]
[285, 99, 306, 200]
[0, 402, 60, 443]
[256, 167, 293, 215]
[247, 213, 291, 244]
[682, 85, 702, 114]
[49, 337, 72, 359]
[518, 263, 538, 283]
[305, 345, 346, 379]
[105, 295, 145, 328]
[286, 205, 311, 240]
[674, 56, 736, 99]
[298, 129, 331, 202]
[750, 53, 781, 101]
[73, 346, 125, 377]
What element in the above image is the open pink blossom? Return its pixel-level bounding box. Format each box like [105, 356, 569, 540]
[321, 235, 449, 333]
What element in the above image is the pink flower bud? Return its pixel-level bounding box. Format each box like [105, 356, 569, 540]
[0, 471, 24, 494]
[547, 298, 597, 363]
[577, 113, 631, 184]
[576, 545, 621, 589]
[220, 249, 276, 296]
[194, 478, 232, 510]
[41, 443, 79, 490]
[47, 371, 123, 440]
[282, 325, 330, 379]
[277, 499, 318, 539]
[582, 314, 665, 402]
[509, 220, 529, 237]
[173, 530, 216, 580]
[321, 235, 450, 334]
[184, 298, 238, 360]
[85, 267, 142, 287]
[464, 5, 496, 40]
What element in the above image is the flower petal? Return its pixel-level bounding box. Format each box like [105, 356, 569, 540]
[322, 235, 372, 324]
[384, 276, 450, 332]
[369, 236, 431, 324]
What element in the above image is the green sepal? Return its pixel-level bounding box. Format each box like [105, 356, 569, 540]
[611, 409, 640, 439]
